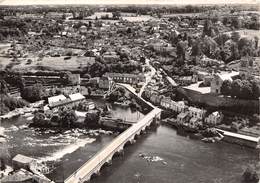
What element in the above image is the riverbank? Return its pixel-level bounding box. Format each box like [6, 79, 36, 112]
[0, 100, 44, 120]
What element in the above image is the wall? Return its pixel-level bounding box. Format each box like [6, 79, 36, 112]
[178, 87, 259, 114]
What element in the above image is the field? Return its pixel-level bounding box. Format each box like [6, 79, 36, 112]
[122, 15, 156, 22]
[1, 56, 95, 72]
[224, 29, 260, 41]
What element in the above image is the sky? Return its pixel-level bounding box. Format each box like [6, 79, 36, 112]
[0, 0, 259, 5]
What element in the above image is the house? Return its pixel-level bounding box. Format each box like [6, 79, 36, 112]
[177, 112, 190, 123]
[12, 154, 38, 171]
[203, 75, 214, 86]
[171, 101, 187, 113]
[178, 75, 197, 86]
[104, 73, 146, 85]
[188, 106, 206, 119]
[87, 101, 95, 110]
[48, 93, 85, 109]
[239, 57, 260, 80]
[210, 71, 239, 94]
[197, 71, 210, 81]
[68, 93, 85, 103]
[0, 168, 52, 183]
[205, 111, 223, 125]
[189, 117, 199, 126]
[48, 95, 67, 106]
[99, 76, 113, 90]
[150, 93, 163, 105]
[160, 97, 172, 109]
[102, 52, 120, 62]
[48, 98, 72, 109]
[198, 56, 224, 66]
[68, 74, 81, 85]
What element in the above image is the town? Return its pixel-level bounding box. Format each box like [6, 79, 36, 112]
[0, 2, 260, 183]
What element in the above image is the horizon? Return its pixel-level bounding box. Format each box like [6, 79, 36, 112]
[0, 0, 259, 6]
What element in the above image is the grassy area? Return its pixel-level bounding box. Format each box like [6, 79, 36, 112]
[225, 29, 260, 41]
[1, 56, 95, 72]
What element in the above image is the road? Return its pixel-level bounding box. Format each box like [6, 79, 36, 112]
[138, 58, 156, 97]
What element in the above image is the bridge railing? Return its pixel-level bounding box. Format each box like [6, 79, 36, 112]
[64, 107, 161, 183]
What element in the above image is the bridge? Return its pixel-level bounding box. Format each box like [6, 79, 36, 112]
[64, 84, 161, 183]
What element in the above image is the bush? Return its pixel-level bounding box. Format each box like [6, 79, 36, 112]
[32, 112, 47, 126]
[242, 166, 259, 183]
[84, 111, 100, 127]
[21, 83, 45, 102]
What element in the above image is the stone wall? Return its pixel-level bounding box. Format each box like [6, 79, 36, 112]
[177, 87, 259, 114]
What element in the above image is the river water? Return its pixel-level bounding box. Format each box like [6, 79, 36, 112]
[1, 99, 258, 183]
[90, 125, 258, 183]
[1, 99, 143, 182]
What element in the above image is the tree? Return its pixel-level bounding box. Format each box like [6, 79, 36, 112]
[242, 166, 259, 183]
[60, 109, 78, 128]
[240, 80, 253, 99]
[221, 80, 232, 96]
[0, 79, 9, 94]
[87, 86, 92, 96]
[32, 112, 46, 126]
[231, 79, 243, 98]
[215, 33, 230, 47]
[203, 19, 213, 37]
[84, 111, 100, 127]
[21, 83, 44, 102]
[191, 41, 202, 57]
[251, 80, 260, 99]
[176, 40, 186, 64]
[238, 38, 254, 57]
[231, 31, 240, 42]
[231, 17, 241, 29]
[254, 36, 259, 49]
[229, 42, 240, 61]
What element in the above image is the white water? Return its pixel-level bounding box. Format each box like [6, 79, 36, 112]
[39, 138, 96, 163]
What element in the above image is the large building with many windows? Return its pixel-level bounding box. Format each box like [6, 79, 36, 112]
[104, 73, 146, 85]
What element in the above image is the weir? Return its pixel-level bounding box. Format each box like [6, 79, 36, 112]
[64, 84, 161, 183]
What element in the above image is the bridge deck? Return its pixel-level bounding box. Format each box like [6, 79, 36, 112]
[64, 107, 161, 183]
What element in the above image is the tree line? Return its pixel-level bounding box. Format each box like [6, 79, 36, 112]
[221, 79, 260, 100]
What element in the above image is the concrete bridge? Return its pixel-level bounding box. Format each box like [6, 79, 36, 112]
[64, 83, 161, 183]
[64, 107, 161, 183]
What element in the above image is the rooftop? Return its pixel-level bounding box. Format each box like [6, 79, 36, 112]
[216, 71, 239, 81]
[69, 93, 85, 102]
[12, 154, 36, 164]
[48, 95, 67, 105]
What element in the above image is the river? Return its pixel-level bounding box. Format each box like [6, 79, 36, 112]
[90, 125, 258, 183]
[1, 99, 258, 183]
[0, 98, 144, 182]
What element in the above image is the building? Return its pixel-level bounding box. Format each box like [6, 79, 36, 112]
[12, 154, 38, 171]
[47, 95, 67, 106]
[177, 112, 190, 123]
[69, 93, 85, 103]
[102, 51, 120, 62]
[178, 75, 198, 86]
[160, 97, 172, 109]
[104, 73, 146, 85]
[48, 93, 85, 109]
[197, 56, 224, 66]
[68, 74, 81, 85]
[188, 106, 206, 119]
[239, 57, 260, 80]
[170, 101, 187, 113]
[150, 93, 163, 105]
[99, 76, 113, 90]
[0, 168, 52, 183]
[205, 111, 223, 125]
[210, 71, 239, 94]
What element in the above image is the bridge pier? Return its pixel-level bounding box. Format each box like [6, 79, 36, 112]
[64, 107, 162, 183]
[129, 139, 136, 144]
